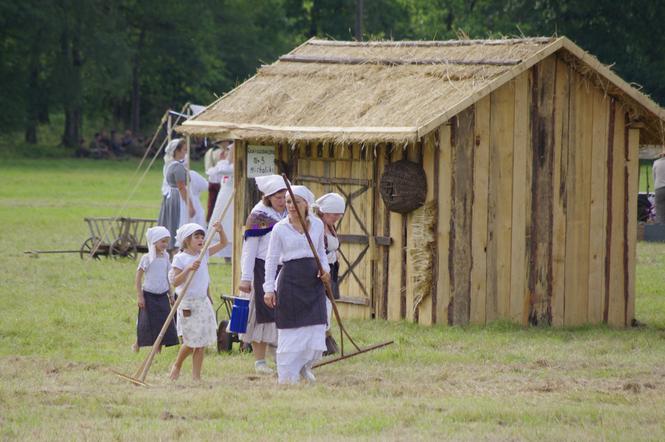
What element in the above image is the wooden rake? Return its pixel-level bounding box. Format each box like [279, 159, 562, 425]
[281, 174, 392, 369]
[114, 190, 236, 386]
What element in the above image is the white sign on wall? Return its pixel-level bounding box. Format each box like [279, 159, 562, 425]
[247, 145, 275, 178]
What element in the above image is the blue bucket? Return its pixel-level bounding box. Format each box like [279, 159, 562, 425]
[229, 297, 250, 333]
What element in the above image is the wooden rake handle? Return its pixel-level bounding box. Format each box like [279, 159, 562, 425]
[135, 189, 236, 382]
[281, 174, 360, 353]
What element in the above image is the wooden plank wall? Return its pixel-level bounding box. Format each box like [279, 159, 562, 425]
[405, 53, 636, 326]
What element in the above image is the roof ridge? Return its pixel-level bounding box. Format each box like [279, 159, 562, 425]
[307, 37, 555, 48]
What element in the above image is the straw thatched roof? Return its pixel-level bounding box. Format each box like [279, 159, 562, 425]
[179, 36, 665, 145]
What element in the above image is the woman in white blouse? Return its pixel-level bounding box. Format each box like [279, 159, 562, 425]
[238, 175, 287, 374]
[206, 142, 234, 259]
[263, 185, 331, 384]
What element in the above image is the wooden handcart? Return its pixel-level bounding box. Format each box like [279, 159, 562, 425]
[80, 217, 157, 260]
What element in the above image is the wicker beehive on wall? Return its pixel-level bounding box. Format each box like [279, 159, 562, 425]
[379, 159, 427, 213]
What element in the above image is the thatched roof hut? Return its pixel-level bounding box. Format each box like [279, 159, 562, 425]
[180, 36, 665, 327]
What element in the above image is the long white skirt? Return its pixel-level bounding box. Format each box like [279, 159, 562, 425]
[277, 324, 326, 384]
[176, 297, 217, 348]
[208, 177, 234, 258]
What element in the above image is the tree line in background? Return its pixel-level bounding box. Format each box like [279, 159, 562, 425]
[1, 0, 663, 149]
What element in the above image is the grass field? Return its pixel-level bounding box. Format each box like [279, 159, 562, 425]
[2, 158, 665, 441]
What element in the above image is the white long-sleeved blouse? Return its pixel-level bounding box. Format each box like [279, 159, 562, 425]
[263, 216, 330, 293]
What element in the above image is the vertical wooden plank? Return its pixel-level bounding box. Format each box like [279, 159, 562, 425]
[418, 135, 436, 325]
[625, 127, 639, 325]
[232, 140, 247, 296]
[381, 144, 391, 320]
[372, 143, 384, 319]
[587, 88, 609, 324]
[551, 59, 569, 327]
[510, 71, 529, 325]
[450, 108, 475, 325]
[608, 103, 627, 326]
[387, 146, 405, 321]
[564, 72, 592, 326]
[364, 143, 374, 320]
[527, 57, 556, 326]
[437, 125, 453, 324]
[487, 81, 515, 321]
[470, 96, 490, 325]
[402, 143, 420, 321]
[603, 99, 616, 324]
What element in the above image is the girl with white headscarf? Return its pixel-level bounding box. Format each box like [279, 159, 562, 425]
[158, 139, 195, 249]
[239, 174, 288, 374]
[168, 221, 228, 381]
[263, 185, 331, 384]
[134, 226, 178, 351]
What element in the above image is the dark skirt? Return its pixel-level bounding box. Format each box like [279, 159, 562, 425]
[137, 290, 179, 347]
[276, 257, 327, 329]
[253, 258, 280, 324]
[330, 261, 340, 300]
[206, 182, 220, 222]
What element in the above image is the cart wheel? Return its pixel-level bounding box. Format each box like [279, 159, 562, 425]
[80, 237, 102, 260]
[110, 235, 138, 260]
[217, 320, 233, 353]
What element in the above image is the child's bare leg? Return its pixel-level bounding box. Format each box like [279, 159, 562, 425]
[252, 342, 267, 360]
[192, 348, 204, 381]
[169, 346, 193, 380]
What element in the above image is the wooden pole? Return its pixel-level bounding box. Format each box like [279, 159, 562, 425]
[123, 190, 236, 384]
[281, 174, 361, 353]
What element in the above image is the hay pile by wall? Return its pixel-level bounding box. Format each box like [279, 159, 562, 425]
[408, 201, 437, 314]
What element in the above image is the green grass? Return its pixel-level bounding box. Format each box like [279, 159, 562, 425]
[3, 158, 665, 441]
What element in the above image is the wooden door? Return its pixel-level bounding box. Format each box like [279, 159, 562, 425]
[294, 143, 376, 319]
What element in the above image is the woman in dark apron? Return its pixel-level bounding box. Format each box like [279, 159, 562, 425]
[263, 185, 331, 384]
[238, 175, 287, 374]
[313, 193, 346, 355]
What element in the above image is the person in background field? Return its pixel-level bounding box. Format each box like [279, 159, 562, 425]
[313, 192, 346, 355]
[263, 185, 331, 384]
[134, 226, 178, 352]
[188, 169, 209, 228]
[158, 138, 195, 250]
[653, 152, 665, 223]
[204, 141, 222, 222]
[207, 141, 234, 260]
[239, 175, 287, 374]
[168, 221, 228, 381]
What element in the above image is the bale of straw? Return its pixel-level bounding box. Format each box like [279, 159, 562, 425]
[408, 201, 437, 313]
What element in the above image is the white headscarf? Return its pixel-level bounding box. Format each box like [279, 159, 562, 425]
[291, 185, 315, 206]
[145, 226, 170, 265]
[164, 138, 182, 163]
[314, 193, 345, 214]
[176, 222, 206, 248]
[255, 175, 287, 196]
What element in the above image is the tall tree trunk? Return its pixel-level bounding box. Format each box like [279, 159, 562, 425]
[61, 17, 83, 148]
[308, 0, 320, 37]
[355, 0, 364, 41]
[25, 65, 39, 144]
[25, 30, 45, 144]
[130, 29, 145, 134]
